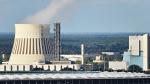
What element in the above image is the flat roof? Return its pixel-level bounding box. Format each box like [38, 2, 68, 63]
[0, 72, 149, 80]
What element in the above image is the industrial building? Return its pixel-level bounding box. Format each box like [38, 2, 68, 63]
[0, 24, 81, 71]
[93, 55, 105, 63]
[109, 61, 127, 70]
[101, 52, 120, 56]
[123, 34, 150, 71]
[1, 25, 150, 84]
[61, 44, 84, 64]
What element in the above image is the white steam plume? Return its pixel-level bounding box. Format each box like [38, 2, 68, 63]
[22, 0, 74, 24]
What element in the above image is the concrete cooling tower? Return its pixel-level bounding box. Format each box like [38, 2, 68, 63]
[9, 24, 51, 65]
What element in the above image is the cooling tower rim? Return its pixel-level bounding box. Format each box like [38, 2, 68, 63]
[14, 24, 50, 30]
[15, 24, 50, 28]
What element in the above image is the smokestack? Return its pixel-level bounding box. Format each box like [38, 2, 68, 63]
[54, 22, 61, 61]
[81, 44, 84, 64]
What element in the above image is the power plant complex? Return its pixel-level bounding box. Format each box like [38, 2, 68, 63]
[0, 23, 83, 71]
[0, 24, 150, 84]
[1, 23, 150, 72]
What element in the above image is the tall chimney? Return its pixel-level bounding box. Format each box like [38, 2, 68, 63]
[81, 44, 84, 64]
[54, 22, 61, 61]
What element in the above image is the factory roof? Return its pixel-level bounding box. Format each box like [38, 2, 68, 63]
[0, 72, 149, 80]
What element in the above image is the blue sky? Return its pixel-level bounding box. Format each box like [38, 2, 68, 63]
[0, 0, 150, 33]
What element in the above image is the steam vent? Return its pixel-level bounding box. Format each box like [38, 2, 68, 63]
[9, 24, 51, 65]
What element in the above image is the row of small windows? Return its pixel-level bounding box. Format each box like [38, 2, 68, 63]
[12, 38, 52, 54]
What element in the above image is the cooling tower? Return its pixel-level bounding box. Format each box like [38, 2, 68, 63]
[9, 24, 51, 65]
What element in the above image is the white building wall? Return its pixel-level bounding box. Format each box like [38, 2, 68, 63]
[18, 65, 24, 71]
[12, 65, 17, 71]
[129, 36, 143, 56]
[109, 61, 127, 70]
[6, 65, 11, 71]
[24, 65, 30, 71]
[0, 65, 4, 71]
[143, 34, 149, 71]
[61, 55, 82, 62]
[43, 65, 49, 70]
[0, 64, 81, 71]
